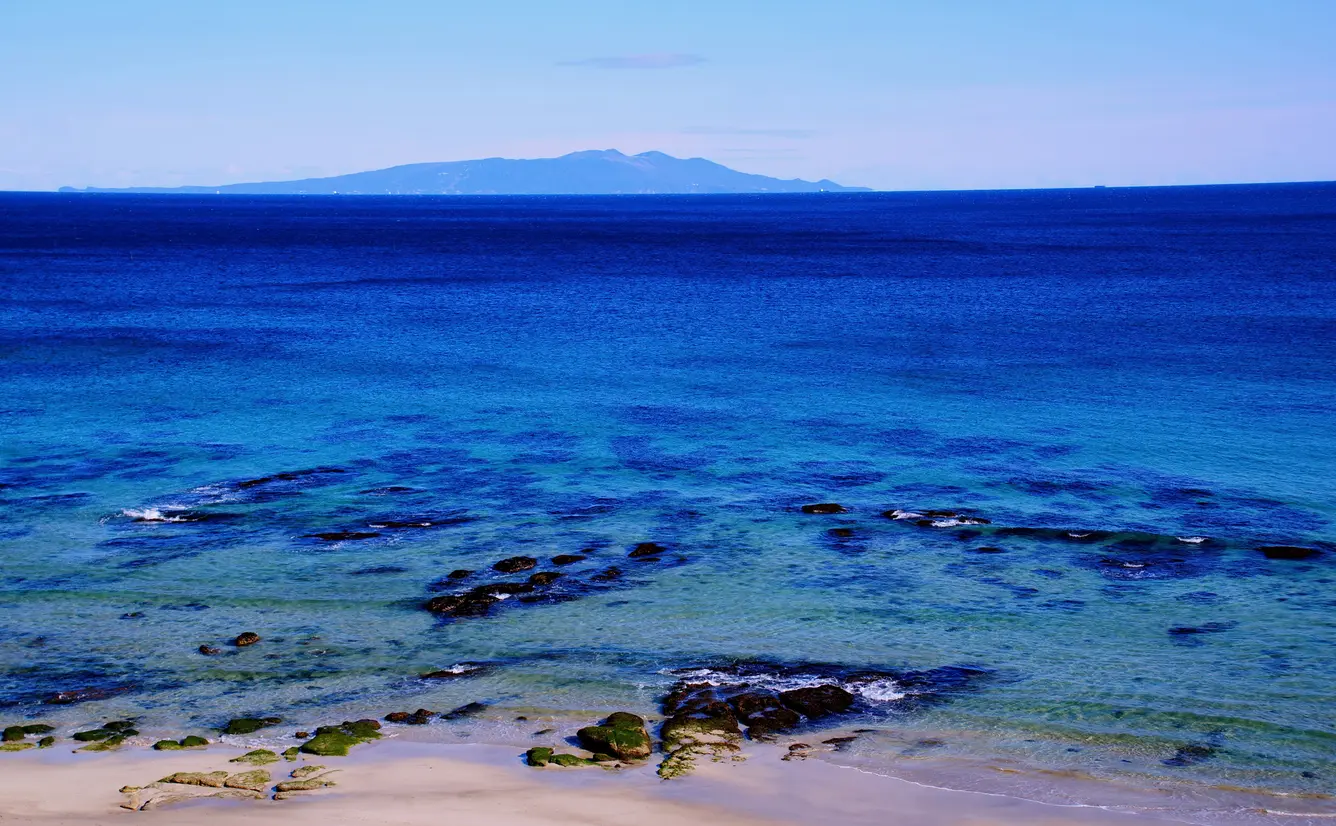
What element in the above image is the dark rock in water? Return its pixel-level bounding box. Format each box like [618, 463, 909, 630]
[21, 724, 55, 735]
[827, 527, 856, 538]
[385, 709, 437, 725]
[198, 645, 221, 656]
[1168, 622, 1238, 636]
[222, 717, 282, 735]
[779, 685, 855, 719]
[802, 503, 847, 514]
[628, 542, 666, 558]
[424, 593, 499, 617]
[493, 556, 538, 573]
[528, 571, 563, 586]
[104, 720, 137, 733]
[470, 581, 535, 596]
[306, 531, 379, 541]
[730, 692, 801, 740]
[590, 566, 622, 582]
[551, 554, 586, 566]
[972, 546, 1005, 554]
[420, 663, 490, 680]
[231, 632, 261, 647]
[576, 712, 651, 761]
[1164, 743, 1217, 767]
[237, 467, 346, 489]
[443, 702, 487, 720]
[360, 485, 416, 494]
[73, 728, 117, 742]
[448, 569, 474, 580]
[350, 565, 408, 576]
[120, 612, 145, 619]
[1258, 545, 1322, 560]
[44, 687, 120, 705]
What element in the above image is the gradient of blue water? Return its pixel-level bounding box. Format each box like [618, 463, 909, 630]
[1, 187, 1334, 797]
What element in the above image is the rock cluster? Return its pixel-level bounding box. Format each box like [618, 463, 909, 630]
[0, 723, 56, 752]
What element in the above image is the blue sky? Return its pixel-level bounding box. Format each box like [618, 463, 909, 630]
[2, 0, 1334, 190]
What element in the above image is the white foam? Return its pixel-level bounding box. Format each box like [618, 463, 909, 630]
[667, 668, 906, 704]
[1176, 536, 1209, 544]
[121, 507, 190, 523]
[887, 510, 922, 520]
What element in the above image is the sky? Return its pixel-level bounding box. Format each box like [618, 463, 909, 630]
[2, 0, 1334, 191]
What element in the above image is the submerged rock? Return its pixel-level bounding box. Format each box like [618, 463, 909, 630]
[198, 645, 221, 655]
[528, 571, 563, 586]
[44, 687, 118, 705]
[628, 542, 666, 558]
[801, 503, 847, 514]
[493, 556, 538, 573]
[550, 554, 586, 566]
[576, 712, 651, 761]
[443, 702, 487, 720]
[305, 530, 379, 541]
[1257, 545, 1323, 561]
[447, 569, 474, 580]
[730, 692, 801, 740]
[231, 632, 261, 647]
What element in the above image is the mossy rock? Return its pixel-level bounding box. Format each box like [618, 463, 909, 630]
[77, 734, 128, 752]
[577, 713, 651, 760]
[161, 771, 229, 788]
[3, 726, 25, 742]
[299, 721, 380, 757]
[290, 764, 326, 779]
[281, 746, 300, 761]
[224, 769, 271, 792]
[180, 735, 209, 748]
[222, 716, 282, 735]
[548, 753, 594, 767]
[37, 736, 55, 749]
[275, 777, 335, 792]
[22, 724, 55, 735]
[72, 728, 115, 742]
[525, 747, 552, 767]
[591, 752, 617, 763]
[0, 742, 34, 752]
[104, 721, 138, 733]
[152, 740, 184, 751]
[231, 749, 279, 765]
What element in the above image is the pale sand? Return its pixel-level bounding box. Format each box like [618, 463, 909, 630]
[0, 741, 1205, 826]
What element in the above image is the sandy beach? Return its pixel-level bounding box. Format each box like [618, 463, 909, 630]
[0, 739, 1232, 826]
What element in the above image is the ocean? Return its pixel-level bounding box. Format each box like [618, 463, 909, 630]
[1, 186, 1333, 815]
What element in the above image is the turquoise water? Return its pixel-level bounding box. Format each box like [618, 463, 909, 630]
[1, 188, 1333, 803]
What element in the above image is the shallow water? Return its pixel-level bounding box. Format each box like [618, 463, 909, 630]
[1, 187, 1333, 806]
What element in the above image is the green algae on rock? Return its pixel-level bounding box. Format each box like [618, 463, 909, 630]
[154, 735, 210, 751]
[576, 712, 651, 761]
[2, 726, 25, 742]
[78, 734, 130, 752]
[231, 749, 279, 765]
[548, 753, 595, 767]
[525, 746, 553, 766]
[223, 769, 271, 792]
[281, 746, 300, 761]
[22, 724, 56, 735]
[37, 736, 55, 748]
[161, 771, 229, 788]
[299, 719, 381, 756]
[290, 764, 326, 779]
[0, 742, 34, 752]
[221, 716, 282, 735]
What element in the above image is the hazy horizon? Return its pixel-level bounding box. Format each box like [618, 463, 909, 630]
[3, 0, 1335, 192]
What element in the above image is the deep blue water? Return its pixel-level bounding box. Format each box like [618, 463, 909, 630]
[1, 187, 1334, 803]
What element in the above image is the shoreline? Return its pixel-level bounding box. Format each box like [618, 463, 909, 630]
[3, 737, 1334, 825]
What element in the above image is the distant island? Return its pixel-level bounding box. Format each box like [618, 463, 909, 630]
[59, 149, 870, 195]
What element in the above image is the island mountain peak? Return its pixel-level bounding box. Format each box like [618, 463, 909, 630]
[60, 150, 869, 195]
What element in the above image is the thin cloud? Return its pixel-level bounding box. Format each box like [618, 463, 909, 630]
[683, 127, 817, 139]
[559, 53, 705, 70]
